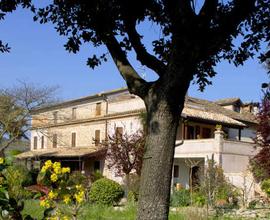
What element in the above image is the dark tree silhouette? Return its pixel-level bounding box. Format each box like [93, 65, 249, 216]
[34, 1, 270, 219]
[1, 0, 270, 219]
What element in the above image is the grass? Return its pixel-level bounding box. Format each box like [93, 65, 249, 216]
[22, 200, 247, 220]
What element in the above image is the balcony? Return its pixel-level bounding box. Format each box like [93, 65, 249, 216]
[174, 130, 257, 160]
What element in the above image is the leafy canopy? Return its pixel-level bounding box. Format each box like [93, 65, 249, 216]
[31, 0, 270, 92]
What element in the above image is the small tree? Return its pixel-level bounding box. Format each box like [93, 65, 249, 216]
[250, 84, 270, 181]
[0, 81, 58, 156]
[201, 155, 238, 212]
[102, 129, 145, 193]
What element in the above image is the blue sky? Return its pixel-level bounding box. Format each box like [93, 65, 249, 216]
[0, 7, 268, 103]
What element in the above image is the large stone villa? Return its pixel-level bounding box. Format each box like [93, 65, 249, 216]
[17, 88, 259, 197]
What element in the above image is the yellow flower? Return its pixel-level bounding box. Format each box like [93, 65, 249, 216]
[41, 160, 53, 173]
[62, 216, 70, 220]
[75, 184, 82, 190]
[50, 173, 58, 182]
[53, 162, 61, 169]
[61, 167, 70, 174]
[40, 199, 50, 208]
[48, 191, 58, 200]
[0, 158, 4, 164]
[63, 195, 71, 204]
[54, 166, 62, 174]
[41, 166, 47, 173]
[74, 190, 85, 204]
[44, 160, 53, 168]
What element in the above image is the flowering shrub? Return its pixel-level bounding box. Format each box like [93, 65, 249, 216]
[37, 160, 87, 220]
[0, 157, 32, 219]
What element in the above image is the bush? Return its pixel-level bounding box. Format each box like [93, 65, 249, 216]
[170, 189, 190, 207]
[2, 164, 33, 200]
[261, 179, 270, 197]
[68, 171, 89, 188]
[192, 191, 206, 207]
[89, 178, 124, 205]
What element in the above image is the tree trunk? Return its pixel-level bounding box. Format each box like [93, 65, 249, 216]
[137, 91, 183, 220]
[0, 148, 5, 157]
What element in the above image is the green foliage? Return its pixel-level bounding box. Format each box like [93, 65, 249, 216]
[90, 170, 104, 183]
[127, 191, 137, 203]
[248, 200, 257, 209]
[170, 189, 191, 207]
[261, 179, 270, 197]
[36, 160, 86, 219]
[21, 199, 45, 220]
[192, 191, 206, 207]
[68, 170, 90, 188]
[89, 178, 124, 206]
[201, 157, 239, 209]
[0, 157, 33, 219]
[126, 174, 140, 202]
[2, 164, 33, 200]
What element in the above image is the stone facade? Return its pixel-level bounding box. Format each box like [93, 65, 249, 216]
[18, 88, 259, 197]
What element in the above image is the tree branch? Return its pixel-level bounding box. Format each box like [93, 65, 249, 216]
[164, 0, 195, 24]
[124, 19, 166, 76]
[200, 0, 255, 59]
[0, 136, 17, 153]
[198, 0, 218, 25]
[104, 34, 149, 98]
[199, 0, 218, 16]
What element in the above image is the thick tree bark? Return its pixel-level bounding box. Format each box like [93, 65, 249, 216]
[137, 86, 184, 220]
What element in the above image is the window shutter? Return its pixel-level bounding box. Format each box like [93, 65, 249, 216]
[33, 136, 38, 149]
[53, 111, 58, 124]
[41, 136, 44, 149]
[72, 107, 77, 119]
[95, 103, 101, 116]
[71, 132, 76, 147]
[53, 134, 57, 148]
[95, 130, 100, 146]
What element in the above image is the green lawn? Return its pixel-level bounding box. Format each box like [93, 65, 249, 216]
[22, 200, 246, 220]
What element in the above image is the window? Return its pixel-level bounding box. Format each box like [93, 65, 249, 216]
[191, 166, 200, 188]
[41, 136, 44, 149]
[186, 126, 195, 139]
[33, 136, 38, 149]
[234, 105, 240, 113]
[94, 161, 101, 171]
[195, 126, 200, 139]
[53, 134, 57, 148]
[202, 128, 211, 138]
[95, 103, 101, 116]
[95, 130, 100, 146]
[116, 127, 123, 142]
[71, 132, 76, 147]
[72, 107, 77, 119]
[53, 111, 58, 124]
[173, 165, 179, 178]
